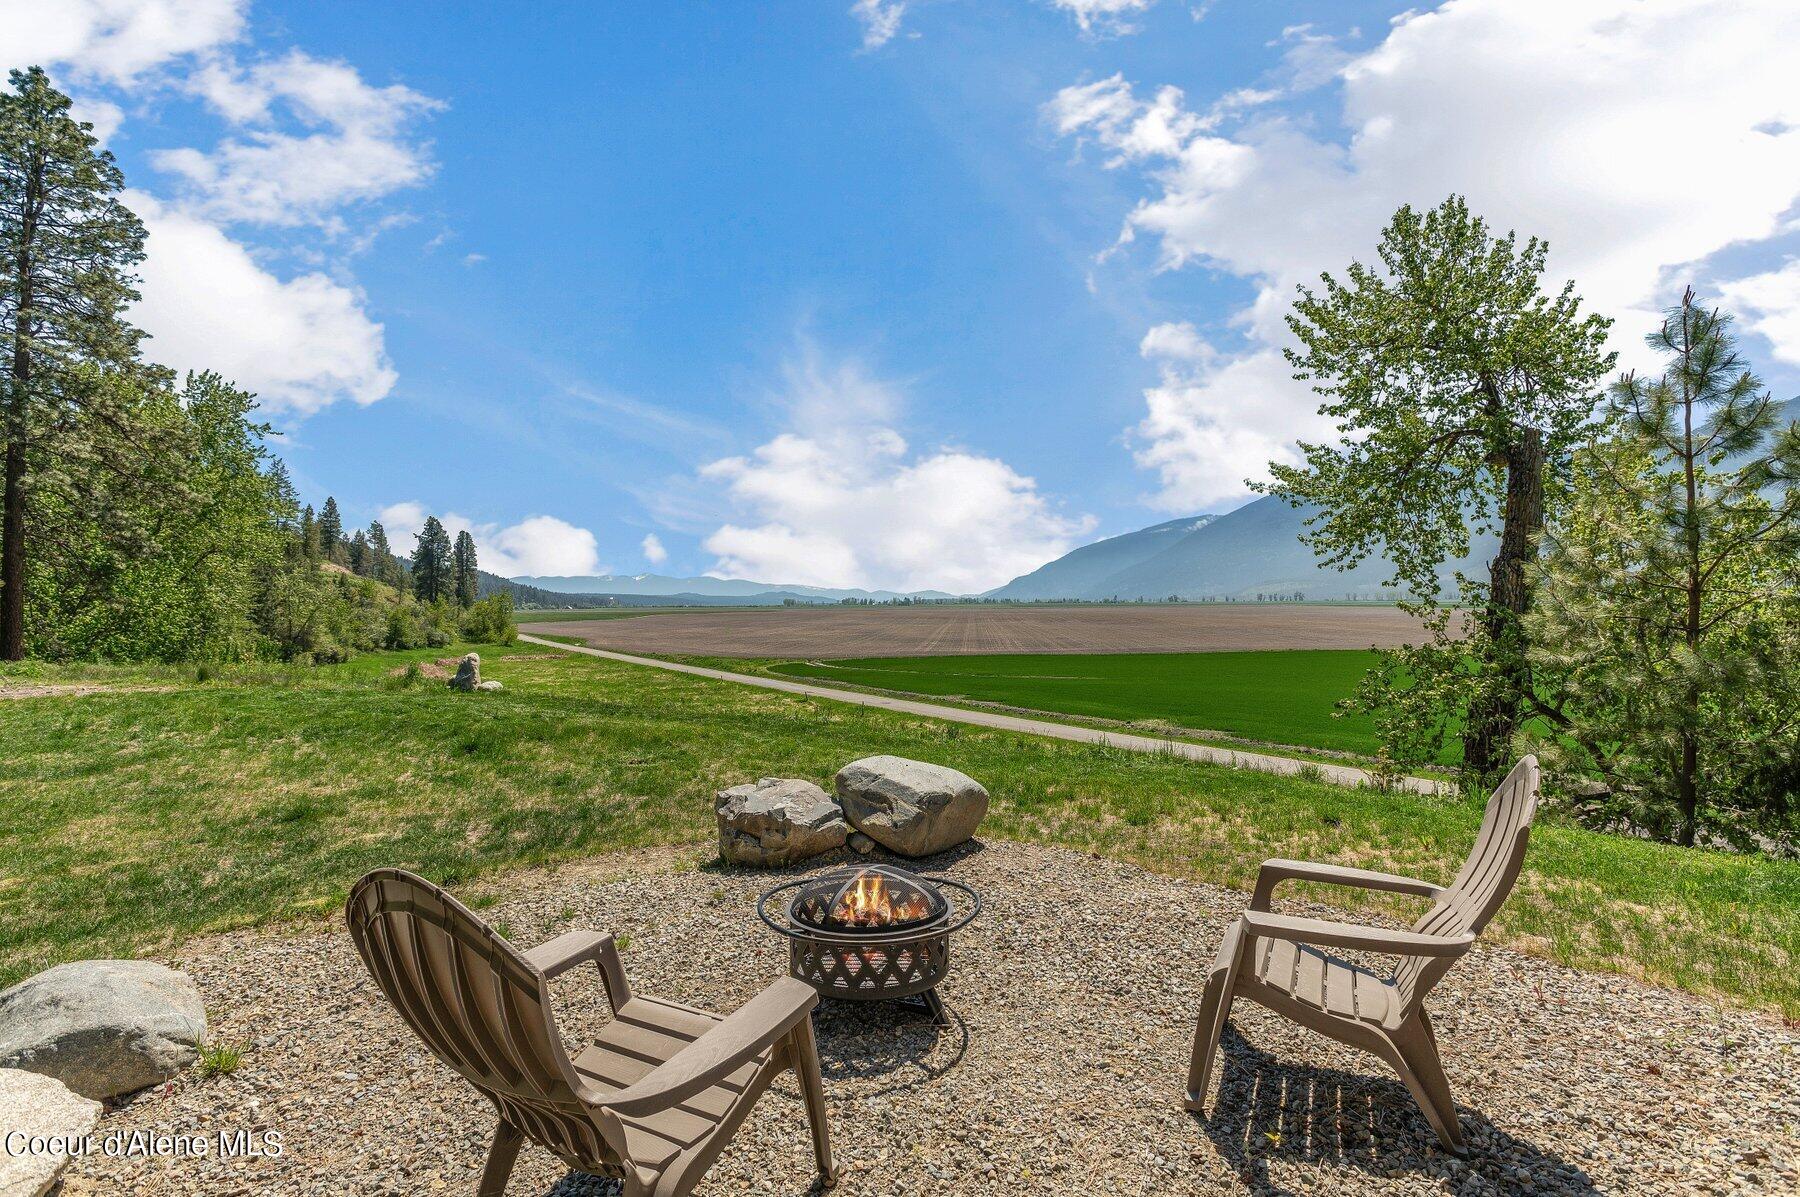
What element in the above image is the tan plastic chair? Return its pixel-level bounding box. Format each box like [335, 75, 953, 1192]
[346, 869, 836, 1196]
[1185, 756, 1541, 1153]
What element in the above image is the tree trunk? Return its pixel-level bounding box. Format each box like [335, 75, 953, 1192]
[1, 428, 23, 661]
[1676, 291, 1702, 848]
[1464, 427, 1546, 781]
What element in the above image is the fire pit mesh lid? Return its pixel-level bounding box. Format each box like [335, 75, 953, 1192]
[790, 864, 946, 933]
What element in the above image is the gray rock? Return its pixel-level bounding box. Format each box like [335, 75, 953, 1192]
[0, 960, 206, 1099]
[716, 778, 849, 866]
[848, 831, 877, 855]
[834, 755, 989, 857]
[0, 1068, 102, 1196]
[448, 653, 481, 691]
[474, 679, 504, 692]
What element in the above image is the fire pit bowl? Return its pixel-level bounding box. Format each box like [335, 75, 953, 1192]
[758, 864, 979, 1026]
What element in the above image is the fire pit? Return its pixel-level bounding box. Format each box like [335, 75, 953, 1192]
[758, 864, 979, 1026]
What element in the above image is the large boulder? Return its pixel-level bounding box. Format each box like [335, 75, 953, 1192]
[0, 1068, 103, 1196]
[834, 756, 988, 857]
[448, 653, 482, 691]
[0, 960, 206, 1099]
[716, 778, 850, 866]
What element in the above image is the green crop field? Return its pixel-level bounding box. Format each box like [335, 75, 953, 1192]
[2, 641, 1795, 1016]
[769, 651, 1390, 756]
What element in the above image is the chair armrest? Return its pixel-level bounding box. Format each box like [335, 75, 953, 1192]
[1251, 858, 1442, 911]
[1239, 910, 1473, 957]
[524, 929, 619, 980]
[599, 978, 819, 1117]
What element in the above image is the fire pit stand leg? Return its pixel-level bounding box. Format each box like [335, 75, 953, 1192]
[900, 987, 948, 1027]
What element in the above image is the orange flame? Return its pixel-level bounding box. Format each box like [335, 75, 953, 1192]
[828, 870, 928, 929]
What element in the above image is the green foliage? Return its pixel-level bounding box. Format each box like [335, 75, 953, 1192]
[452, 529, 478, 608]
[411, 516, 452, 603]
[195, 1039, 243, 1079]
[1526, 294, 1800, 849]
[1261, 196, 1614, 781]
[1, 66, 152, 659]
[460, 592, 515, 645]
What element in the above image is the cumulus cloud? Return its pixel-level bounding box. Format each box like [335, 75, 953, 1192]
[1051, 0, 1800, 508]
[1051, 0, 1157, 37]
[697, 347, 1091, 593]
[640, 533, 669, 566]
[153, 49, 442, 227]
[0, 0, 246, 84]
[1717, 261, 1800, 368]
[129, 192, 395, 414]
[378, 503, 603, 578]
[849, 0, 907, 50]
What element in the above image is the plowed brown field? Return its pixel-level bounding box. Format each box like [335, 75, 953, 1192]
[528, 603, 1435, 658]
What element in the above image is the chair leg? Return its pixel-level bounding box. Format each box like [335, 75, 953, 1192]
[1390, 1015, 1466, 1155]
[1183, 968, 1233, 1113]
[789, 1016, 837, 1188]
[477, 1120, 523, 1197]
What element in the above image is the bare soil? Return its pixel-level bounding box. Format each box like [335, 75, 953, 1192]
[528, 604, 1437, 659]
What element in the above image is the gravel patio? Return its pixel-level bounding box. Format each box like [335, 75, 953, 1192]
[63, 842, 1799, 1196]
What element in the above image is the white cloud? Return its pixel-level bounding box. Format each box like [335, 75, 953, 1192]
[130, 191, 396, 414]
[849, 0, 907, 50]
[1052, 0, 1157, 37]
[1051, 0, 1800, 508]
[697, 346, 1091, 593]
[0, 0, 246, 84]
[640, 533, 668, 566]
[378, 504, 603, 578]
[153, 49, 442, 227]
[1717, 261, 1800, 368]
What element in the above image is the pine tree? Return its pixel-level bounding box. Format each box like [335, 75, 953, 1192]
[319, 496, 343, 548]
[451, 529, 478, 608]
[1, 67, 150, 659]
[411, 516, 452, 602]
[299, 504, 320, 561]
[348, 529, 368, 575]
[1528, 292, 1800, 848]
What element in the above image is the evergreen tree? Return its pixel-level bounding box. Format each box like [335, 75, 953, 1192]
[348, 529, 368, 575]
[411, 516, 452, 602]
[318, 493, 342, 554]
[299, 504, 321, 561]
[1527, 293, 1800, 848]
[1, 67, 150, 659]
[452, 529, 478, 607]
[1261, 197, 1613, 782]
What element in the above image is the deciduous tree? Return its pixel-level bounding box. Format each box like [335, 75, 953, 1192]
[1262, 197, 1614, 782]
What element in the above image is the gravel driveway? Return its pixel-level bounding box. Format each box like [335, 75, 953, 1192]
[63, 842, 1798, 1196]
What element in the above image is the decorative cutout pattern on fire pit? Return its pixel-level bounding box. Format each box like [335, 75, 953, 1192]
[759, 865, 979, 1026]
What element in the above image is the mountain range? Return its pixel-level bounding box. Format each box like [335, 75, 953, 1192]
[984, 496, 1493, 601]
[494, 498, 1494, 608]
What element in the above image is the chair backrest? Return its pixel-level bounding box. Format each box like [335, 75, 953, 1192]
[345, 869, 618, 1172]
[1392, 756, 1540, 1016]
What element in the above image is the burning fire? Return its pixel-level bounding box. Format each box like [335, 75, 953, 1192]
[829, 870, 929, 929]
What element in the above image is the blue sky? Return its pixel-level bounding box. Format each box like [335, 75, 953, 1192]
[8, 1, 1800, 590]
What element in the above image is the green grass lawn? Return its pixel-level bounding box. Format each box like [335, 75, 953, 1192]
[2, 642, 1795, 1017]
[768, 651, 1389, 756]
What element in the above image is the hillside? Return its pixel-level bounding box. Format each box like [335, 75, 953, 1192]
[985, 514, 1214, 600]
[991, 497, 1494, 601]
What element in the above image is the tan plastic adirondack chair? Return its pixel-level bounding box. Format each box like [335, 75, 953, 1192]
[1185, 755, 1541, 1153]
[346, 869, 836, 1196]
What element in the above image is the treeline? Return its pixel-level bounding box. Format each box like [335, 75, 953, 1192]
[0, 67, 510, 665]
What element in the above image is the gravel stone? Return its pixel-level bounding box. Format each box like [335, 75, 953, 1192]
[60, 842, 1800, 1195]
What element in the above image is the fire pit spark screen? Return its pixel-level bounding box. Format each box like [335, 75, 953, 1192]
[759, 864, 979, 1026]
